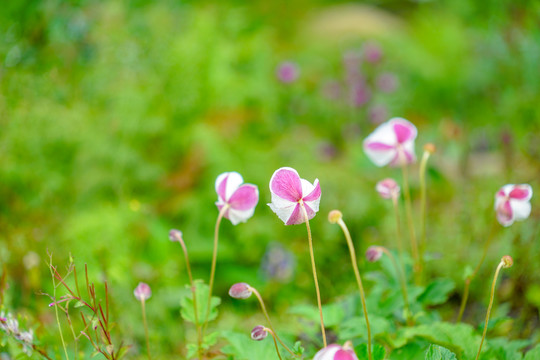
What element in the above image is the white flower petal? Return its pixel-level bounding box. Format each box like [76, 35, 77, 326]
[510, 199, 532, 222]
[227, 207, 256, 225]
[300, 179, 315, 197]
[268, 193, 297, 224]
[215, 172, 244, 201]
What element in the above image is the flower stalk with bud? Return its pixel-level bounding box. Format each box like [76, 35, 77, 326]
[134, 282, 152, 360]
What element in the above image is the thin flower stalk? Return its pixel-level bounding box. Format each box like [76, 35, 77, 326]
[170, 230, 203, 359]
[300, 203, 327, 347]
[475, 256, 513, 360]
[379, 247, 411, 323]
[329, 211, 372, 360]
[203, 205, 228, 333]
[140, 299, 151, 360]
[419, 144, 434, 277]
[248, 286, 296, 357]
[266, 327, 284, 360]
[400, 160, 421, 285]
[456, 220, 497, 322]
[391, 192, 404, 257]
[47, 254, 70, 360]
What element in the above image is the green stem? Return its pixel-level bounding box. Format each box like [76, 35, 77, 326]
[336, 218, 372, 360]
[250, 287, 296, 357]
[202, 205, 228, 334]
[265, 328, 284, 360]
[300, 202, 327, 347]
[391, 195, 404, 257]
[141, 300, 152, 360]
[475, 261, 505, 360]
[49, 263, 70, 360]
[400, 161, 421, 285]
[380, 247, 411, 324]
[419, 151, 430, 274]
[177, 240, 202, 359]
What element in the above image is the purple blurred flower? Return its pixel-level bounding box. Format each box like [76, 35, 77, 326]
[350, 83, 371, 107]
[343, 51, 363, 84]
[363, 41, 383, 64]
[260, 242, 295, 283]
[376, 178, 400, 199]
[276, 61, 299, 84]
[368, 104, 388, 124]
[366, 246, 383, 262]
[376, 72, 399, 93]
[251, 325, 268, 341]
[322, 80, 342, 100]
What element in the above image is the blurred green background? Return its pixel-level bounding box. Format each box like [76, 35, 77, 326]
[1, 0, 540, 358]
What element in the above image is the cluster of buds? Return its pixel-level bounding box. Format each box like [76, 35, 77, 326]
[0, 312, 34, 356]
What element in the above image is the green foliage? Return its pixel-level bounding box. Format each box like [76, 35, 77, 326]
[220, 332, 277, 360]
[425, 345, 458, 360]
[180, 279, 221, 325]
[418, 279, 455, 306]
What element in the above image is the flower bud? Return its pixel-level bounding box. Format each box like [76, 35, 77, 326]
[250, 325, 268, 341]
[366, 246, 383, 262]
[133, 282, 152, 302]
[228, 283, 252, 299]
[328, 210, 343, 224]
[502, 255, 513, 268]
[423, 143, 436, 154]
[169, 229, 183, 243]
[376, 178, 400, 199]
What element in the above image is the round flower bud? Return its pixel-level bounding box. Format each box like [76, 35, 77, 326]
[228, 283, 253, 299]
[423, 143, 436, 154]
[328, 210, 343, 224]
[169, 229, 183, 243]
[366, 246, 383, 262]
[376, 178, 400, 199]
[250, 325, 268, 341]
[502, 255, 513, 268]
[134, 282, 152, 302]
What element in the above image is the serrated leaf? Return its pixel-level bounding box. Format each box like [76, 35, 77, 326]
[425, 344, 457, 360]
[221, 331, 276, 360]
[179, 279, 221, 325]
[418, 279, 455, 306]
[355, 343, 386, 360]
[292, 341, 304, 355]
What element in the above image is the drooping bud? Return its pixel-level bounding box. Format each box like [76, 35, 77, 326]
[328, 210, 343, 224]
[376, 178, 400, 199]
[133, 282, 152, 302]
[366, 246, 383, 262]
[502, 255, 513, 268]
[169, 229, 183, 243]
[250, 325, 268, 341]
[423, 143, 436, 154]
[228, 283, 253, 299]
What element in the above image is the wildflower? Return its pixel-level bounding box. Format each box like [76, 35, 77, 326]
[260, 242, 295, 283]
[368, 104, 388, 124]
[350, 83, 371, 108]
[168, 229, 183, 243]
[134, 282, 152, 302]
[250, 325, 268, 341]
[268, 167, 321, 225]
[363, 41, 383, 64]
[494, 184, 533, 227]
[366, 246, 383, 262]
[376, 178, 400, 199]
[215, 172, 259, 225]
[363, 117, 417, 167]
[328, 210, 343, 224]
[502, 255, 513, 268]
[276, 61, 299, 84]
[314, 342, 359, 360]
[376, 72, 398, 93]
[228, 283, 253, 299]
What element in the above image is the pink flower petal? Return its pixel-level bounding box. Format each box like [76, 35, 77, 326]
[228, 184, 259, 211]
[303, 179, 321, 202]
[314, 345, 341, 360]
[365, 142, 395, 151]
[215, 172, 244, 201]
[270, 167, 303, 202]
[335, 350, 357, 360]
[392, 118, 417, 143]
[496, 200, 513, 227]
[285, 204, 303, 225]
[509, 185, 532, 200]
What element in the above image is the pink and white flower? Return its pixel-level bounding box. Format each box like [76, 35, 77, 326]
[268, 167, 321, 225]
[363, 117, 417, 167]
[376, 178, 400, 199]
[314, 343, 359, 360]
[215, 172, 259, 225]
[494, 184, 533, 227]
[133, 282, 152, 302]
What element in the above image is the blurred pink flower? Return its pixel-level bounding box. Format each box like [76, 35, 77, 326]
[363, 41, 383, 64]
[368, 104, 388, 124]
[268, 167, 321, 225]
[366, 246, 383, 262]
[314, 343, 359, 360]
[134, 282, 152, 302]
[215, 172, 259, 225]
[250, 325, 268, 341]
[363, 117, 417, 167]
[376, 178, 400, 199]
[276, 61, 299, 84]
[228, 283, 253, 299]
[376, 72, 399, 93]
[495, 184, 533, 227]
[349, 83, 371, 108]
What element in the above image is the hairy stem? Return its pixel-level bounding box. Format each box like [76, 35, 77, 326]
[300, 202, 327, 347]
[475, 261, 505, 360]
[250, 287, 296, 357]
[336, 218, 372, 360]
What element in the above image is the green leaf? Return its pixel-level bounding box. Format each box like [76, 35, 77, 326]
[463, 265, 474, 280]
[338, 314, 391, 340]
[355, 344, 387, 360]
[179, 279, 221, 325]
[221, 331, 277, 360]
[524, 343, 540, 360]
[418, 278, 455, 306]
[425, 344, 458, 360]
[288, 301, 345, 327]
[292, 341, 304, 356]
